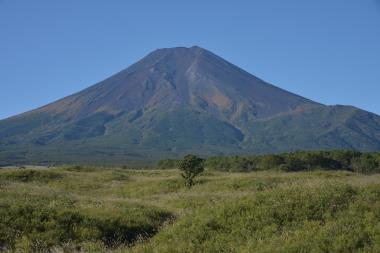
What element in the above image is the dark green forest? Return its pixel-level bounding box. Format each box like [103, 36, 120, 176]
[158, 150, 380, 174]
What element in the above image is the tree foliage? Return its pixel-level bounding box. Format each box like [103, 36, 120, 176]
[178, 155, 204, 188]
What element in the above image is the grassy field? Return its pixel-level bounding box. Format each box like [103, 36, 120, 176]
[1, 167, 380, 252]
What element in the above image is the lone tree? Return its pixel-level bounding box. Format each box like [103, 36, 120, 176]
[178, 154, 204, 188]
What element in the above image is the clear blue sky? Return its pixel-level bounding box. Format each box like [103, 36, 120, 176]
[1, 0, 380, 119]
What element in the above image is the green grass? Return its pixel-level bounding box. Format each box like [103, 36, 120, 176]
[1, 167, 380, 252]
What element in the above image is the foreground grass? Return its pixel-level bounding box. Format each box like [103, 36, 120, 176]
[0, 167, 380, 252]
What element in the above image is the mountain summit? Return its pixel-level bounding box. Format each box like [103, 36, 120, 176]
[1, 46, 380, 165]
[31, 46, 318, 120]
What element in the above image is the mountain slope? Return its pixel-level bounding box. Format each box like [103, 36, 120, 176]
[1, 46, 380, 165]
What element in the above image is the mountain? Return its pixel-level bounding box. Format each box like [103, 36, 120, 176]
[1, 46, 380, 165]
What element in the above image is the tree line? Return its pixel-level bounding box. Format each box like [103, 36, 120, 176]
[157, 150, 380, 174]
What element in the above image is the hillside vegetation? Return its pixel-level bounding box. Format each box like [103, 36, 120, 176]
[1, 163, 380, 252]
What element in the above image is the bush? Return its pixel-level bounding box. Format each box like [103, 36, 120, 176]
[157, 159, 178, 169]
[259, 154, 284, 170]
[0, 202, 173, 251]
[136, 184, 380, 253]
[63, 165, 96, 172]
[352, 153, 380, 174]
[0, 169, 63, 183]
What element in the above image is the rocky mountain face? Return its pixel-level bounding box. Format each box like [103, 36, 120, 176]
[1, 46, 380, 165]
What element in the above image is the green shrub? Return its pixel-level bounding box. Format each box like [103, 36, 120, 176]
[136, 184, 380, 253]
[352, 153, 380, 174]
[0, 202, 173, 252]
[63, 165, 97, 172]
[0, 169, 63, 183]
[259, 154, 284, 170]
[157, 159, 178, 169]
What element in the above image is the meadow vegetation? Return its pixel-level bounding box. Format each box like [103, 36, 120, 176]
[0, 158, 380, 252]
